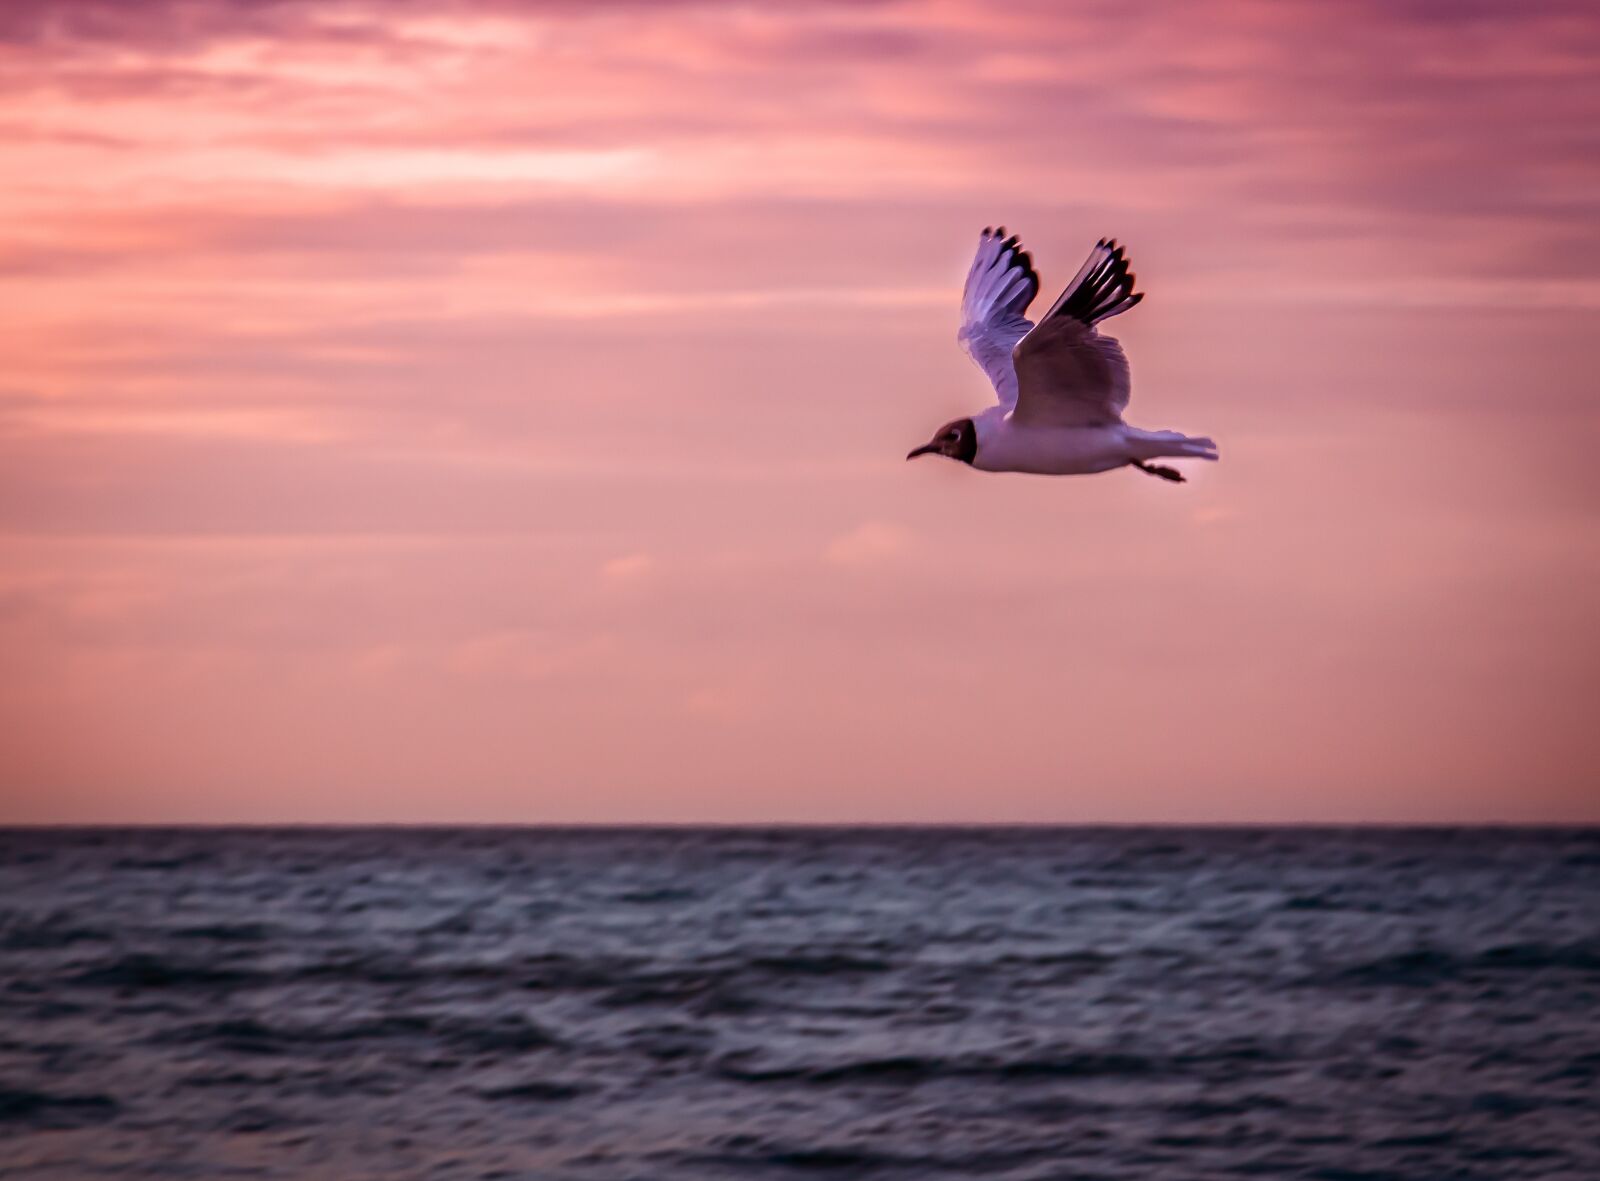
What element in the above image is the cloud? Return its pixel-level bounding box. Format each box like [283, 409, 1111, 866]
[825, 521, 914, 566]
[1192, 506, 1237, 527]
[683, 685, 749, 721]
[600, 552, 654, 583]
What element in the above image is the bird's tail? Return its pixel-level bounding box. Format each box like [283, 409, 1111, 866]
[1126, 429, 1219, 462]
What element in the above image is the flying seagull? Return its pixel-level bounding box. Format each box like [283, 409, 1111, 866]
[908, 228, 1217, 481]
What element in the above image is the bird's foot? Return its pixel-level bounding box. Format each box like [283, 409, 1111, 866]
[1132, 461, 1185, 483]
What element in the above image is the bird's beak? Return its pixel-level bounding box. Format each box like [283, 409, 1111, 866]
[906, 442, 939, 460]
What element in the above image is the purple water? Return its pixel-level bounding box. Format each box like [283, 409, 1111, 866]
[2, 826, 1597, 1179]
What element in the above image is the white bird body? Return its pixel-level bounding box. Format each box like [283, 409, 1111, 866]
[970, 411, 1131, 475]
[908, 228, 1218, 482]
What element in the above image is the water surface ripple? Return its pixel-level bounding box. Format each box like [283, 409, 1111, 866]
[1, 827, 1596, 1179]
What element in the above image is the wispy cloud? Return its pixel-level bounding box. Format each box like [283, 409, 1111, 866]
[600, 552, 655, 583]
[825, 521, 915, 566]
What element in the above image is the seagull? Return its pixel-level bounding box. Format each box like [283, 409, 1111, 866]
[908, 228, 1217, 482]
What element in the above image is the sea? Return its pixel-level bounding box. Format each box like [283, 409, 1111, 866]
[1, 826, 1596, 1180]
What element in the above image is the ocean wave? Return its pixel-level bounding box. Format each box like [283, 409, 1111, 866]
[477, 1079, 587, 1102]
[1320, 940, 1600, 988]
[715, 1047, 1162, 1086]
[2, 826, 1596, 1180]
[151, 1012, 560, 1057]
[0, 1087, 119, 1129]
[66, 953, 259, 991]
[0, 911, 111, 951]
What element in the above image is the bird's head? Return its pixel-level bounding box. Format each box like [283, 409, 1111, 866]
[906, 418, 976, 464]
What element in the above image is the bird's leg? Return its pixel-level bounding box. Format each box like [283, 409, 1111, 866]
[1131, 460, 1185, 483]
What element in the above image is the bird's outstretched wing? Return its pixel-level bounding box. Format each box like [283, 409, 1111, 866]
[1011, 239, 1141, 428]
[957, 227, 1038, 409]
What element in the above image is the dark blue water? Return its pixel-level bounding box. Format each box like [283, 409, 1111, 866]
[1, 827, 1596, 1180]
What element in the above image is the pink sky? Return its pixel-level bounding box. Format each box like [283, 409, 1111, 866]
[2, 0, 1597, 822]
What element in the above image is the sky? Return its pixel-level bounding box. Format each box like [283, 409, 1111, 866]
[1, 0, 1597, 823]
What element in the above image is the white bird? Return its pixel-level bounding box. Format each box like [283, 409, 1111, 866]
[908, 227, 1217, 482]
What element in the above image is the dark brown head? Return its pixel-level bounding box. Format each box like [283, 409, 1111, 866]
[906, 418, 976, 465]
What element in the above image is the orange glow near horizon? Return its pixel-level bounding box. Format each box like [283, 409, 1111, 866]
[1, 0, 1597, 822]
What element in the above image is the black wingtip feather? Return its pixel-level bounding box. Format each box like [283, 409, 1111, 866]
[1049, 239, 1143, 327]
